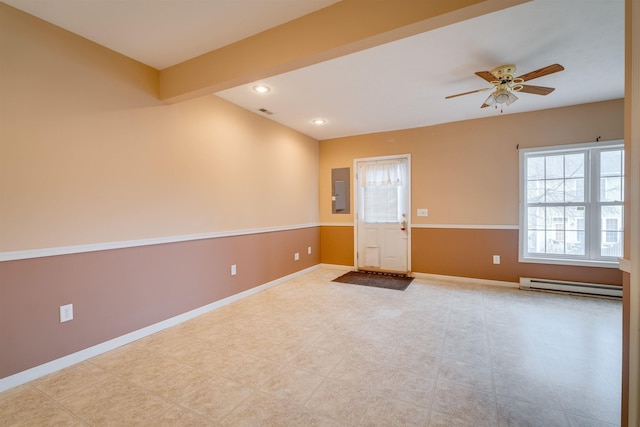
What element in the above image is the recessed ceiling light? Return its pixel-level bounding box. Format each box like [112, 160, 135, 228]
[252, 85, 271, 94]
[312, 118, 327, 125]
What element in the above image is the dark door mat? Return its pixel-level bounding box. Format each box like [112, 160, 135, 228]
[332, 271, 413, 291]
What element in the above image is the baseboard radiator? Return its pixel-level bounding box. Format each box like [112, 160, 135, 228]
[519, 277, 622, 298]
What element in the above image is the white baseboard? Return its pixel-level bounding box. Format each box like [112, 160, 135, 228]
[0, 265, 320, 393]
[411, 272, 518, 289]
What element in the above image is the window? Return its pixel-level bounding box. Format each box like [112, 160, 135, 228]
[358, 158, 407, 224]
[605, 219, 619, 243]
[519, 141, 624, 266]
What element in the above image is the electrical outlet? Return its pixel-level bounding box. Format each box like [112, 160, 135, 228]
[60, 304, 73, 323]
[231, 264, 237, 276]
[308, 246, 312, 255]
[493, 255, 501, 264]
[294, 252, 300, 261]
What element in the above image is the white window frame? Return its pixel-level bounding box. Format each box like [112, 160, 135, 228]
[519, 140, 624, 268]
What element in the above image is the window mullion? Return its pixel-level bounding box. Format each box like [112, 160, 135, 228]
[586, 149, 597, 260]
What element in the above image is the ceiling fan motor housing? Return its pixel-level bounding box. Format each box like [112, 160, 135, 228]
[491, 64, 517, 81]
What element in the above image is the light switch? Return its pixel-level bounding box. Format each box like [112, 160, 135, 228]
[417, 209, 428, 217]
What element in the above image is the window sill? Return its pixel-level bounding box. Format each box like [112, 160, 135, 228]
[519, 256, 620, 269]
[619, 258, 631, 273]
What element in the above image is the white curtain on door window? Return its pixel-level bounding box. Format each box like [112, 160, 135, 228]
[358, 159, 407, 223]
[360, 160, 405, 187]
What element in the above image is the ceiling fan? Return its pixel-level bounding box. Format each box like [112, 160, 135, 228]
[445, 63, 564, 110]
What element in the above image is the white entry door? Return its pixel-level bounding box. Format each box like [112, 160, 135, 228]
[355, 156, 410, 273]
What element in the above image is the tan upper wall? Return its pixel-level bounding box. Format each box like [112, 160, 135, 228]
[319, 99, 624, 225]
[1, 1, 623, 249]
[0, 4, 319, 252]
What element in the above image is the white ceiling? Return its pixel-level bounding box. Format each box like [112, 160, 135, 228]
[3, 0, 625, 140]
[2, 0, 340, 70]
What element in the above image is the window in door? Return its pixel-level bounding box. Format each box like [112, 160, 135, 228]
[359, 159, 407, 224]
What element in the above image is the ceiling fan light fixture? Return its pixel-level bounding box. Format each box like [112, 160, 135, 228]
[494, 89, 511, 104]
[487, 89, 518, 107]
[483, 93, 496, 106]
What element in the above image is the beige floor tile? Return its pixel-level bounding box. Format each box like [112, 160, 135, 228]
[220, 353, 284, 388]
[565, 413, 620, 427]
[497, 396, 570, 427]
[259, 367, 326, 405]
[179, 343, 247, 375]
[170, 316, 231, 339]
[392, 344, 441, 376]
[0, 386, 84, 427]
[310, 331, 357, 354]
[543, 355, 620, 395]
[488, 345, 549, 378]
[277, 322, 325, 344]
[493, 367, 562, 409]
[428, 410, 490, 427]
[177, 375, 254, 422]
[58, 375, 173, 426]
[32, 361, 110, 400]
[144, 364, 216, 403]
[222, 391, 303, 426]
[304, 378, 372, 425]
[116, 352, 187, 390]
[286, 345, 344, 376]
[360, 394, 430, 427]
[134, 328, 210, 358]
[373, 366, 437, 407]
[150, 404, 219, 426]
[437, 357, 494, 392]
[327, 356, 388, 391]
[342, 339, 396, 366]
[430, 380, 497, 427]
[243, 336, 304, 364]
[284, 407, 346, 427]
[0, 383, 29, 404]
[554, 383, 622, 425]
[442, 331, 491, 364]
[328, 320, 375, 340]
[89, 344, 152, 373]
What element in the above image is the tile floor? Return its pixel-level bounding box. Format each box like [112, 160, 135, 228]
[0, 267, 622, 426]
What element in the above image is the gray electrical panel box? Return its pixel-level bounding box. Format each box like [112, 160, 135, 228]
[331, 167, 350, 214]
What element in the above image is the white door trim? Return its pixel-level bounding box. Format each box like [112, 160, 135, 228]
[353, 154, 411, 273]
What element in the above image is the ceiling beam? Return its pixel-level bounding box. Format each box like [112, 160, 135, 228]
[158, 0, 530, 103]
